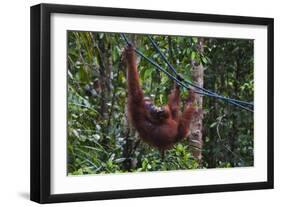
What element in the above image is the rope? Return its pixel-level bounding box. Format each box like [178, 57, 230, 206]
[147, 35, 178, 76]
[121, 34, 253, 112]
[147, 35, 254, 108]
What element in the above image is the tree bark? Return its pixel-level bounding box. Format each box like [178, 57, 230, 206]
[189, 38, 204, 161]
[122, 34, 139, 171]
[94, 33, 113, 146]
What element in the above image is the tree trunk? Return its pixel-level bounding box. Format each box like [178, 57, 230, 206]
[94, 33, 113, 146]
[189, 38, 204, 161]
[122, 34, 139, 171]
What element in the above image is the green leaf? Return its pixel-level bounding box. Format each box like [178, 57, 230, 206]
[192, 37, 198, 43]
[191, 51, 196, 60]
[210, 122, 217, 128]
[201, 56, 208, 64]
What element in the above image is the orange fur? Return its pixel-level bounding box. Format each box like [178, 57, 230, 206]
[123, 45, 196, 150]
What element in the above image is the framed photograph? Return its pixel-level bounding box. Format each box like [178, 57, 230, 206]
[30, 3, 274, 203]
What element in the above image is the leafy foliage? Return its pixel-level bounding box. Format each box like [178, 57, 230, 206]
[67, 32, 254, 175]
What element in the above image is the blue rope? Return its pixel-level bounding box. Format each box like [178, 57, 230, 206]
[147, 35, 178, 76]
[147, 35, 254, 108]
[121, 34, 253, 112]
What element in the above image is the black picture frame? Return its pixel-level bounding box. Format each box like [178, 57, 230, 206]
[30, 3, 274, 204]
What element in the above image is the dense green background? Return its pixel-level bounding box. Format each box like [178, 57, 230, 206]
[67, 32, 254, 175]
